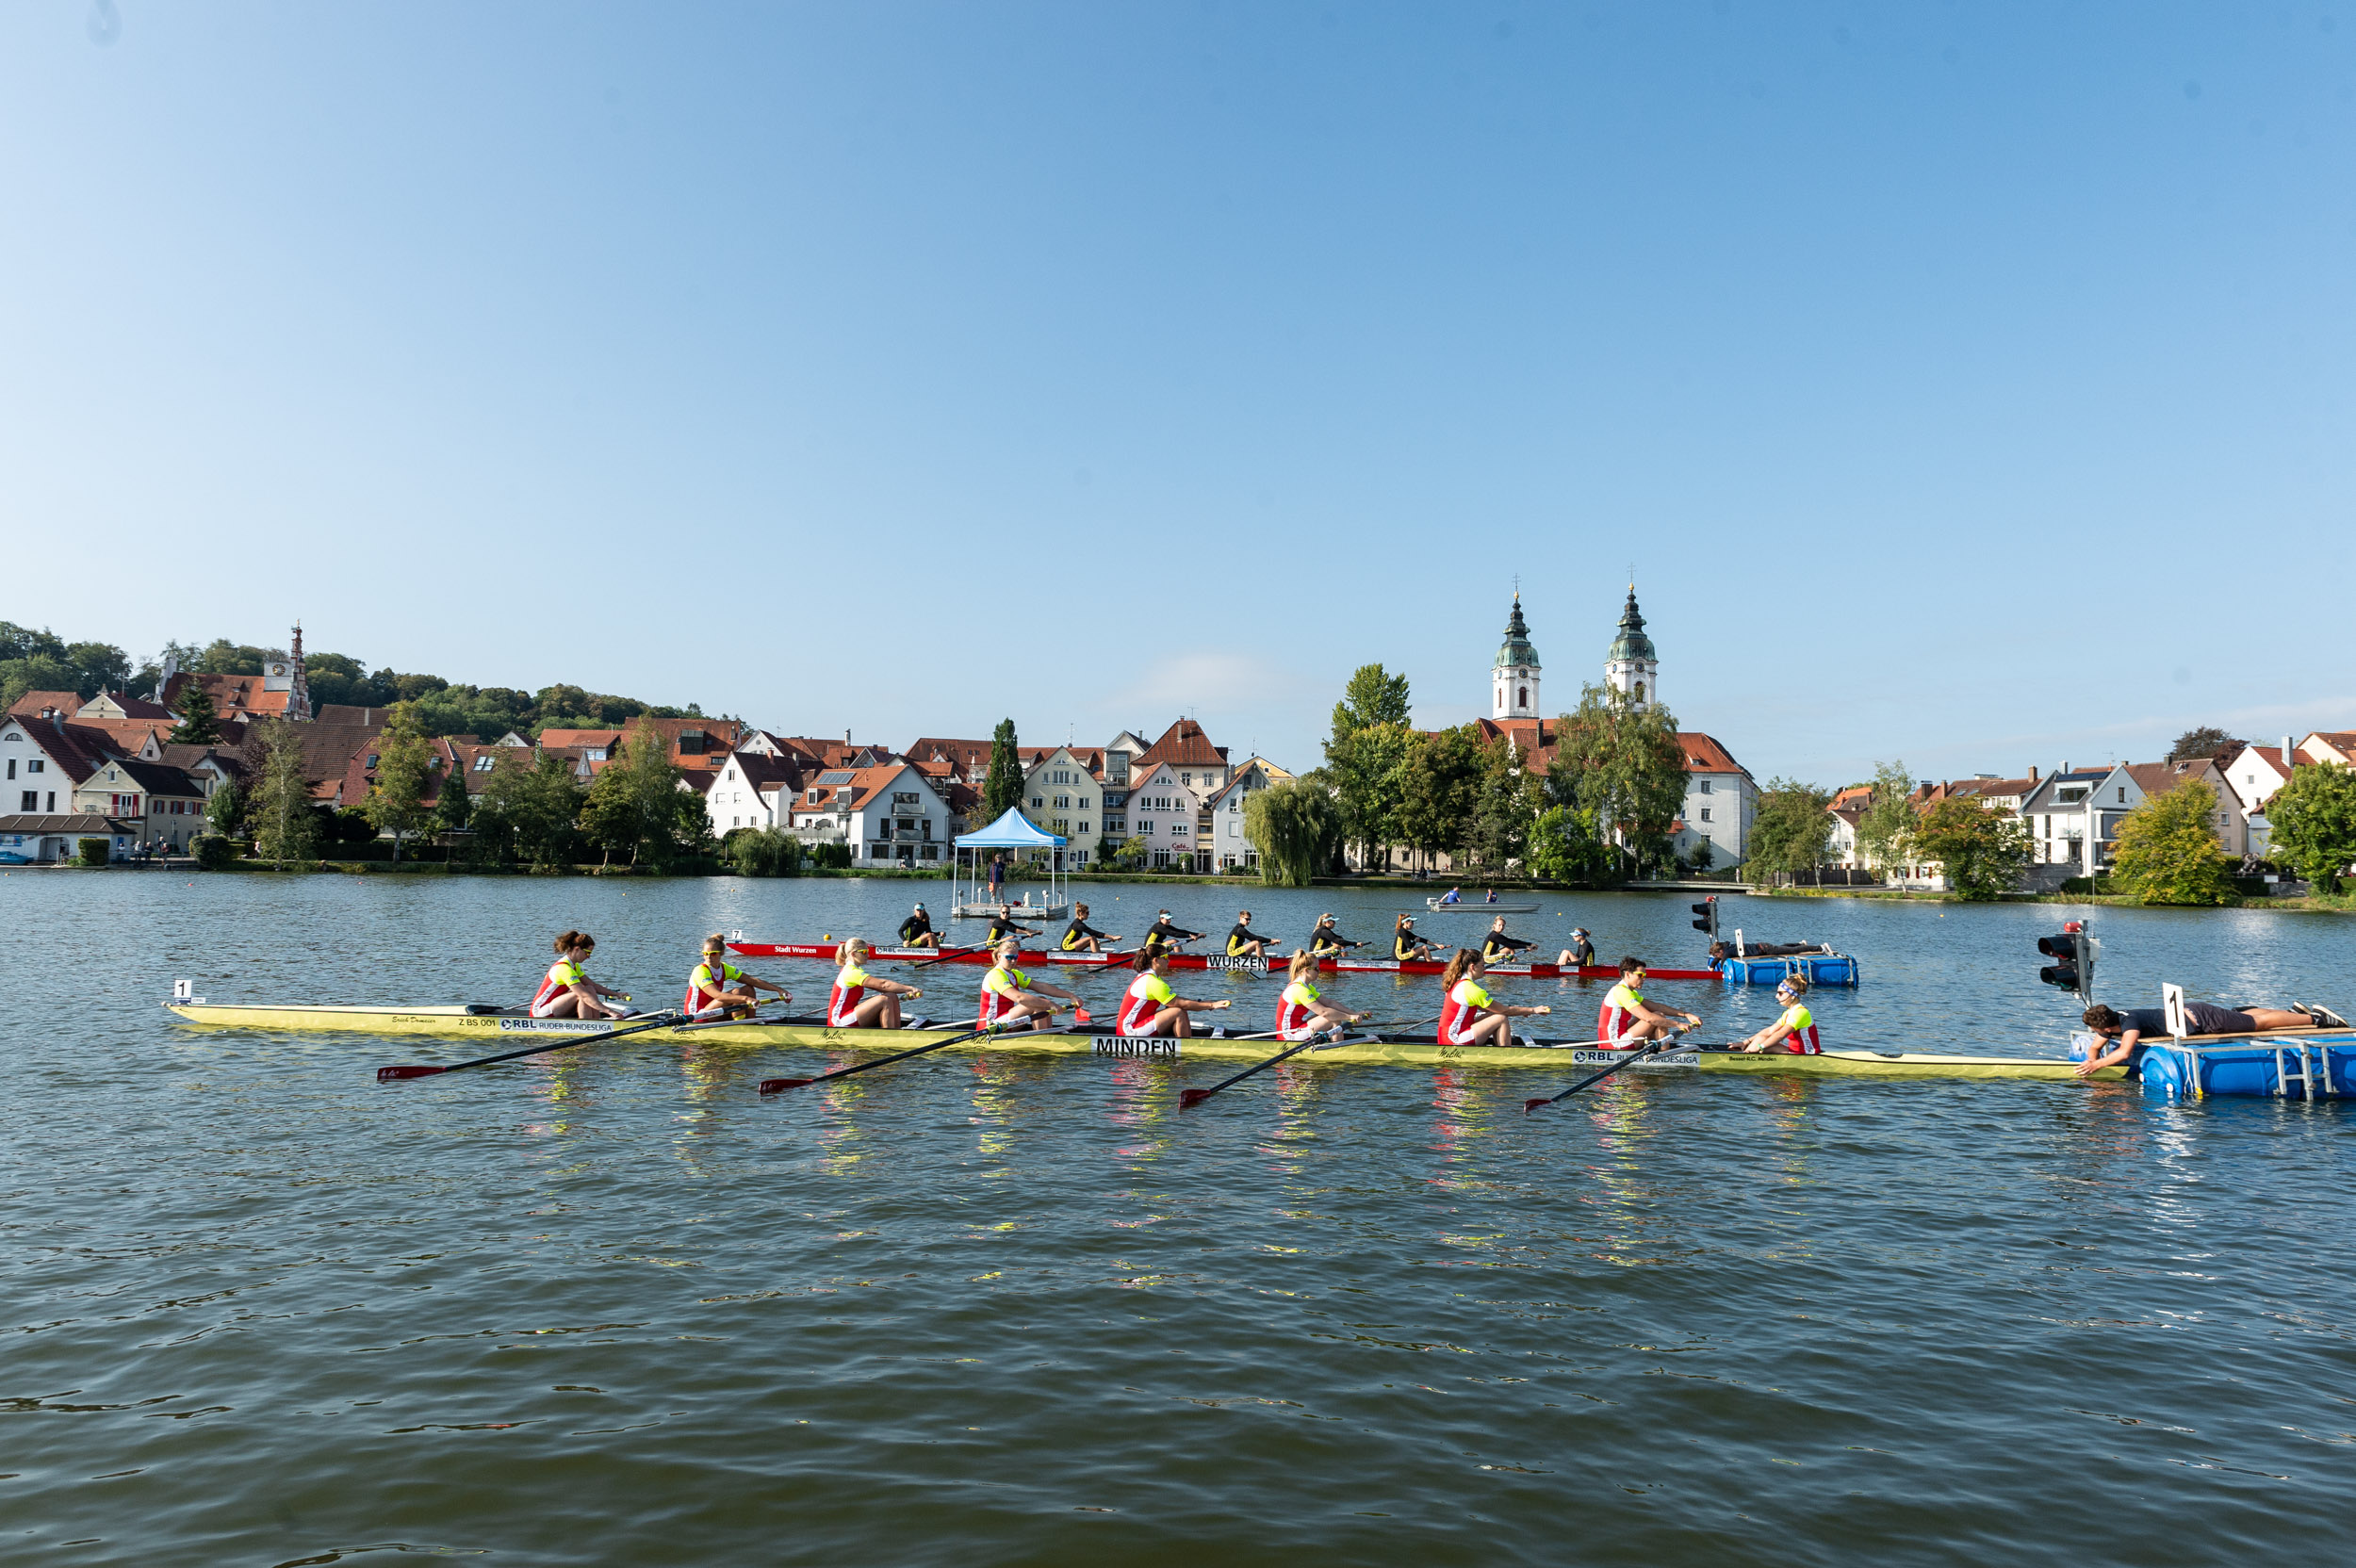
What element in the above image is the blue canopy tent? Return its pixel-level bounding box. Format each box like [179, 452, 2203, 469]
[950, 808, 1072, 920]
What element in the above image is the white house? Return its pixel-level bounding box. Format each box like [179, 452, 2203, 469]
[705, 750, 810, 836]
[2219, 739, 2309, 858]
[1021, 747, 1104, 866]
[1671, 732, 1757, 870]
[1125, 761, 1202, 871]
[784, 761, 955, 865]
[1205, 757, 1295, 871]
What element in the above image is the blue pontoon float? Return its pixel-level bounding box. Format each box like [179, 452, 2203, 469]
[1711, 930, 1859, 987]
[2135, 1035, 2356, 1102]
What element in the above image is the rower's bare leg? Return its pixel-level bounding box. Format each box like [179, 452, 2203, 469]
[2244, 1007, 2311, 1031]
[538, 993, 583, 1018]
[1163, 1007, 1193, 1038]
[1023, 1002, 1055, 1031]
[1466, 1014, 1514, 1049]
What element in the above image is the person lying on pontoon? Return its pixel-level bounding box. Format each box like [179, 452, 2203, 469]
[2075, 1001, 2331, 1079]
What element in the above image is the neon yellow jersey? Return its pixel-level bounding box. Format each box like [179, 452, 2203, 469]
[1605, 981, 1645, 1014]
[1778, 1004, 1813, 1035]
[983, 964, 1030, 998]
[549, 960, 584, 988]
[837, 964, 870, 989]
[1450, 978, 1495, 1010]
[1280, 980, 1320, 1009]
[690, 961, 742, 991]
[1135, 973, 1175, 1005]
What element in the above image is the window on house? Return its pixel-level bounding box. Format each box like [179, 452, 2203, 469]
[1700, 808, 1712, 822]
[1697, 780, 1712, 794]
[1181, 773, 1191, 787]
[2118, 788, 2126, 803]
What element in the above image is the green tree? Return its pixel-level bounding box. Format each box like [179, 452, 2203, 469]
[1902, 796, 2030, 900]
[1526, 804, 1612, 884]
[434, 758, 473, 834]
[169, 681, 222, 744]
[1852, 760, 1917, 873]
[983, 718, 1023, 822]
[581, 716, 695, 867]
[2110, 780, 2233, 905]
[1747, 778, 1837, 881]
[475, 750, 586, 869]
[1462, 739, 1544, 872]
[205, 778, 245, 841]
[0, 652, 77, 710]
[1546, 684, 1687, 878]
[1323, 721, 1415, 869]
[2266, 761, 2356, 892]
[726, 825, 802, 877]
[1111, 833, 1150, 870]
[65, 642, 131, 698]
[199, 640, 270, 676]
[247, 718, 319, 868]
[1330, 662, 1412, 742]
[1244, 778, 1345, 887]
[362, 703, 435, 862]
[1398, 724, 1489, 867]
[2169, 726, 2239, 761]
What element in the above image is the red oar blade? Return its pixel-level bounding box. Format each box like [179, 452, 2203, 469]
[1523, 1097, 1551, 1114]
[1072, 1007, 1091, 1025]
[1178, 1087, 1214, 1108]
[377, 1064, 449, 1082]
[758, 1076, 813, 1095]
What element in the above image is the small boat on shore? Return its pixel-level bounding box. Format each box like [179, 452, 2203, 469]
[162, 999, 2132, 1079]
[720, 939, 1723, 983]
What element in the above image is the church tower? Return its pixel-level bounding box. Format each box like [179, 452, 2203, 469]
[263, 621, 315, 722]
[1491, 593, 1542, 721]
[1604, 584, 1658, 710]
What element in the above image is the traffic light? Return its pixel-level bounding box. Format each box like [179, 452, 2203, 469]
[2037, 921, 2094, 1001]
[1692, 897, 1717, 938]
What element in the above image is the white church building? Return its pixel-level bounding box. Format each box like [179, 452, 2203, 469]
[1473, 588, 1757, 872]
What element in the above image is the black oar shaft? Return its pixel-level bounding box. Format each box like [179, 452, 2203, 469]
[378, 1012, 681, 1082]
[757, 1012, 1062, 1095]
[1525, 1035, 1691, 1111]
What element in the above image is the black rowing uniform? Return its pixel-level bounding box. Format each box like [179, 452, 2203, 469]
[1226, 923, 1268, 956]
[898, 913, 934, 946]
[1481, 930, 1535, 965]
[1394, 930, 1427, 961]
[1564, 937, 1595, 968]
[1143, 919, 1200, 954]
[1309, 925, 1357, 956]
[2103, 1004, 2256, 1077]
[987, 913, 1039, 946]
[1060, 918, 1108, 951]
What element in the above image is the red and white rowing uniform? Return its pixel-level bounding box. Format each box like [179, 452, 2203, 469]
[828, 962, 873, 1026]
[1597, 979, 1647, 1047]
[1275, 979, 1323, 1041]
[979, 962, 1031, 1025]
[532, 958, 586, 1019]
[1119, 972, 1176, 1036]
[1772, 1002, 1821, 1054]
[683, 958, 744, 1016]
[1440, 977, 1493, 1045]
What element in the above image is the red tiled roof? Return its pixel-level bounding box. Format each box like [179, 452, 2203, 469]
[103, 693, 176, 721]
[6, 691, 84, 720]
[1678, 731, 1747, 776]
[165, 671, 298, 719]
[1136, 719, 1226, 771]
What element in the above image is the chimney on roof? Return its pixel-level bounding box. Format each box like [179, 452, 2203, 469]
[2283, 734, 2293, 762]
[2029, 765, 2039, 782]
[2062, 760, 2070, 774]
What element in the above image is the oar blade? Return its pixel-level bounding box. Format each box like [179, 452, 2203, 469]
[1522, 1096, 1551, 1114]
[1072, 1007, 1091, 1025]
[758, 1076, 813, 1095]
[1178, 1086, 1215, 1108]
[378, 1064, 448, 1082]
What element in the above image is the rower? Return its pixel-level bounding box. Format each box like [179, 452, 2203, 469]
[898, 903, 941, 950]
[1738, 975, 1821, 1054]
[1597, 956, 1700, 1049]
[1393, 914, 1434, 963]
[979, 939, 1082, 1033]
[1437, 948, 1551, 1049]
[1060, 903, 1118, 954]
[1308, 913, 1362, 957]
[2076, 1000, 2320, 1079]
[684, 935, 791, 1020]
[1116, 949, 1231, 1038]
[531, 930, 628, 1020]
[1274, 950, 1366, 1044]
[985, 905, 1039, 948]
[1141, 910, 1201, 956]
[1558, 926, 1595, 969]
[1480, 915, 1534, 967]
[828, 938, 924, 1029]
[1438, 887, 1463, 905]
[1226, 909, 1273, 960]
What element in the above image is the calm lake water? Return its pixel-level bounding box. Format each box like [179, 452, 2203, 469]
[8, 870, 2355, 1565]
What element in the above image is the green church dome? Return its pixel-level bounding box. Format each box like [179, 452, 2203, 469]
[1493, 595, 1540, 670]
[1606, 586, 1655, 663]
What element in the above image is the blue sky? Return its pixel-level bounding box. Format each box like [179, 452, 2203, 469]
[5, 3, 2350, 786]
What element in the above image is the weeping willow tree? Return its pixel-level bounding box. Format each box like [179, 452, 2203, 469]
[1245, 780, 1345, 887]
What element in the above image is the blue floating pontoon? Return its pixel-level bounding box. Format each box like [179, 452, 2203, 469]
[2136, 1034, 2356, 1101]
[1716, 953, 1860, 987]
